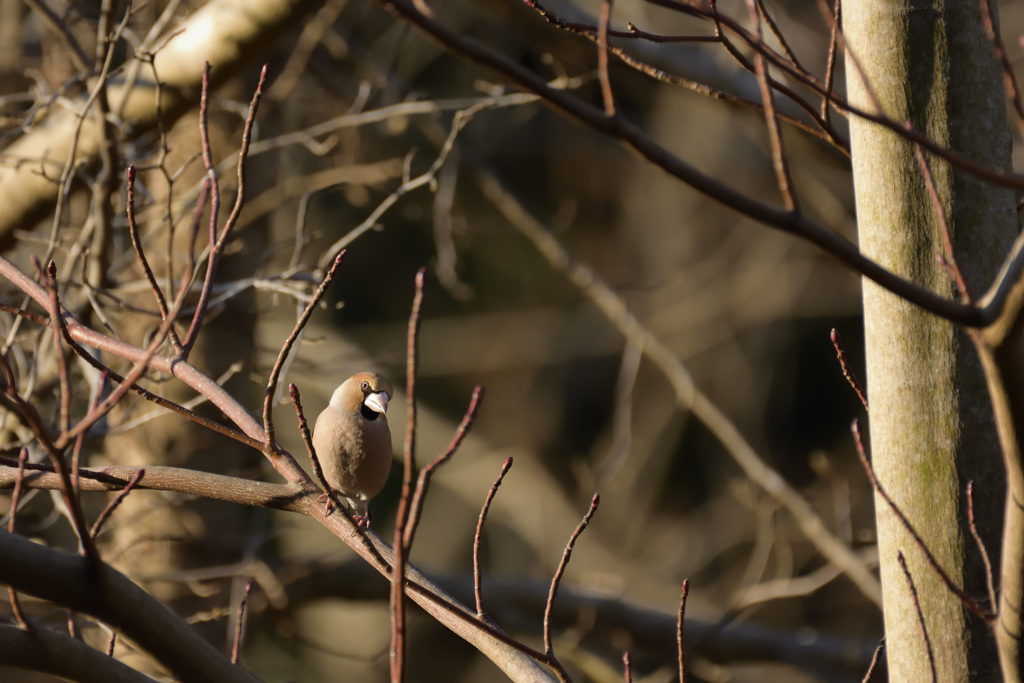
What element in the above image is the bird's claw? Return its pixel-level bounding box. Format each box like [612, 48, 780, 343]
[353, 508, 372, 530]
[318, 492, 335, 517]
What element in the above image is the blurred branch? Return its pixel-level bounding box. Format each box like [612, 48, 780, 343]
[0, 461, 305, 511]
[468, 162, 882, 606]
[266, 560, 880, 678]
[0, 530, 259, 683]
[0, 0, 317, 236]
[377, 0, 1000, 328]
[0, 623, 152, 683]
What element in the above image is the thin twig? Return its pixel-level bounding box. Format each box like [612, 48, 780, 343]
[978, 0, 1024, 139]
[185, 62, 221, 356]
[184, 64, 268, 353]
[41, 260, 71, 437]
[597, 0, 615, 116]
[0, 304, 47, 326]
[0, 255, 268, 448]
[60, 328, 260, 449]
[820, 0, 841, 121]
[231, 578, 254, 665]
[89, 469, 146, 539]
[0, 331, 101, 571]
[65, 248, 195, 442]
[544, 493, 600, 658]
[860, 638, 884, 679]
[897, 552, 937, 683]
[403, 385, 484, 549]
[753, 0, 804, 73]
[851, 420, 992, 621]
[126, 165, 184, 353]
[289, 383, 330, 499]
[7, 447, 30, 629]
[913, 145, 970, 301]
[383, 0, 992, 326]
[744, 0, 798, 212]
[474, 457, 513, 619]
[23, 0, 91, 73]
[72, 372, 107, 496]
[391, 268, 426, 683]
[263, 251, 346, 455]
[528, 0, 846, 149]
[830, 329, 868, 410]
[678, 579, 689, 683]
[966, 481, 997, 613]
[862, 638, 884, 682]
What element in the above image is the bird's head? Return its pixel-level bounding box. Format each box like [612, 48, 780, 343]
[331, 372, 393, 421]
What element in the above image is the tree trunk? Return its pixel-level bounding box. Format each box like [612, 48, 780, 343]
[844, 1, 1017, 680]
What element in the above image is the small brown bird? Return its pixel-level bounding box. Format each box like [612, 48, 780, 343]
[312, 372, 394, 527]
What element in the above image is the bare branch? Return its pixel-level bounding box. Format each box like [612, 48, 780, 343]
[90, 469, 146, 539]
[7, 448, 29, 629]
[475, 457, 514, 619]
[830, 329, 868, 410]
[678, 579, 689, 683]
[851, 420, 992, 621]
[404, 385, 484, 549]
[263, 251, 346, 455]
[392, 268, 427, 682]
[231, 579, 254, 665]
[897, 552, 937, 683]
[544, 493, 600, 659]
[0, 530, 259, 683]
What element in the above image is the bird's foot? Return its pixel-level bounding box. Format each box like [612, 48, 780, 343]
[353, 508, 372, 530]
[318, 492, 336, 517]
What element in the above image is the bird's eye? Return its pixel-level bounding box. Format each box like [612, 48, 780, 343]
[360, 381, 369, 391]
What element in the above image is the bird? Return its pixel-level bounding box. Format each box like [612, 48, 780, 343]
[312, 372, 394, 527]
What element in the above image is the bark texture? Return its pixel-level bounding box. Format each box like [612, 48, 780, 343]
[845, 1, 1017, 680]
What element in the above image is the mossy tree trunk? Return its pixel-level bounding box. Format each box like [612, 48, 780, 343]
[845, 1, 1017, 680]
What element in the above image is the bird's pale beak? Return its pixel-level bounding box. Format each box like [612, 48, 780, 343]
[364, 392, 389, 415]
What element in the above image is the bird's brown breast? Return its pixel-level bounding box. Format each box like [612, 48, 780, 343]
[312, 405, 392, 503]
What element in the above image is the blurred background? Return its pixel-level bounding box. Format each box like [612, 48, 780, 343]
[6, 0, 1017, 680]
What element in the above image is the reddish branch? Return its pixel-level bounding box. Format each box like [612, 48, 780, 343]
[544, 494, 600, 659]
[819, 0, 841, 121]
[830, 329, 867, 410]
[678, 579, 689, 683]
[7, 448, 29, 629]
[966, 481, 998, 612]
[403, 385, 485, 549]
[89, 469, 145, 539]
[597, 0, 615, 117]
[897, 552, 937, 683]
[744, 0, 798, 212]
[184, 63, 268, 355]
[391, 268, 427, 682]
[475, 457, 514, 619]
[263, 250, 346, 456]
[126, 164, 184, 353]
[231, 578, 254, 665]
[862, 639, 884, 682]
[978, 0, 1024, 139]
[912, 145, 970, 301]
[852, 420, 992, 621]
